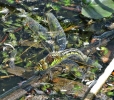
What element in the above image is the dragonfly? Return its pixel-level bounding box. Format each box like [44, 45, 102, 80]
[0, 12, 104, 100]
[23, 12, 102, 73]
[24, 12, 67, 51]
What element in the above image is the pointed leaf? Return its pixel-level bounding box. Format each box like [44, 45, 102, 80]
[82, 0, 114, 19]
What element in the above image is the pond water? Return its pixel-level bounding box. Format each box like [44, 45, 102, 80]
[0, 76, 23, 94]
[0, 0, 114, 100]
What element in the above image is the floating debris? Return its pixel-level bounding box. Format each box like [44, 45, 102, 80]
[6, 66, 25, 76]
[9, 49, 17, 68]
[0, 8, 9, 14]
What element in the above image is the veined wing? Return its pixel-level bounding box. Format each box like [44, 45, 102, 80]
[24, 16, 54, 50]
[24, 17, 52, 41]
[46, 13, 67, 51]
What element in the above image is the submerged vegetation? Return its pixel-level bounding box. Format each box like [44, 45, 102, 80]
[0, 0, 114, 100]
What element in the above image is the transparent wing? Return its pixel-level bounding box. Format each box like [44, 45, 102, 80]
[24, 17, 54, 51]
[46, 13, 67, 51]
[25, 17, 51, 41]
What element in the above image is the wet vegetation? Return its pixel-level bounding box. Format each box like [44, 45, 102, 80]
[0, 0, 114, 100]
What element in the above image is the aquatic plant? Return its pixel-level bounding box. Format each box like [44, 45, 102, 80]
[0, 1, 114, 99]
[82, 0, 114, 19]
[0, 65, 8, 75]
[6, 0, 14, 4]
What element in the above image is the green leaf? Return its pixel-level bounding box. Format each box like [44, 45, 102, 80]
[4, 20, 13, 25]
[58, 73, 68, 78]
[91, 67, 98, 73]
[25, 61, 32, 67]
[0, 70, 8, 75]
[82, 0, 114, 19]
[101, 47, 109, 55]
[0, 65, 8, 75]
[7, 0, 14, 4]
[52, 5, 60, 11]
[62, 0, 71, 6]
[71, 66, 78, 72]
[107, 91, 114, 96]
[82, 0, 92, 5]
[92, 60, 99, 67]
[73, 85, 81, 91]
[9, 33, 16, 40]
[2, 52, 9, 58]
[13, 23, 22, 27]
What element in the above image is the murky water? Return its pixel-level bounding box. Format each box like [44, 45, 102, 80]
[0, 0, 114, 99]
[0, 76, 23, 94]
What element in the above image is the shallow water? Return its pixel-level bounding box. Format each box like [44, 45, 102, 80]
[0, 0, 114, 99]
[0, 76, 23, 94]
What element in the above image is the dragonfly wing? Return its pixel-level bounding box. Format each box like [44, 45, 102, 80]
[25, 17, 51, 41]
[24, 17, 54, 51]
[46, 13, 67, 51]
